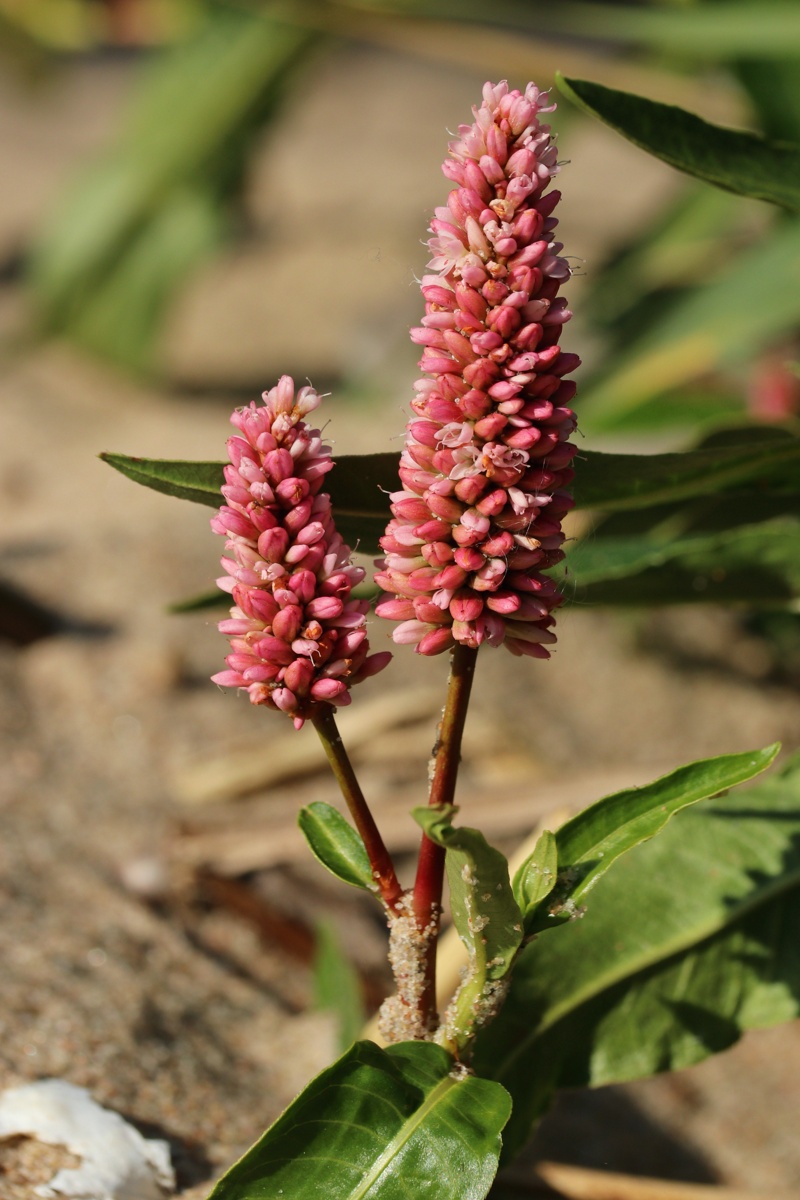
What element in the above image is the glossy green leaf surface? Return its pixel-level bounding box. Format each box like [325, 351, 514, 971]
[557, 76, 800, 212]
[737, 56, 800, 145]
[512, 830, 558, 920]
[208, 1039, 511, 1200]
[473, 753, 800, 1159]
[298, 802, 373, 891]
[99, 450, 397, 546]
[322, 451, 398, 552]
[531, 745, 779, 932]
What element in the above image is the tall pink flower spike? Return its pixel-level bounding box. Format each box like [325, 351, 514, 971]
[211, 376, 391, 728]
[375, 81, 579, 659]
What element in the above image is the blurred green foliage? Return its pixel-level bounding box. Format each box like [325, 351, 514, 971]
[9, 0, 798, 453]
[15, 0, 800, 621]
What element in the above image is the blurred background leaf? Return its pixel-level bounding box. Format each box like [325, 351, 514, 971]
[312, 918, 365, 1052]
[26, 3, 318, 373]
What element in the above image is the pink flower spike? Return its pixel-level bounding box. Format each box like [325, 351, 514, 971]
[377, 82, 578, 659]
[211, 377, 390, 723]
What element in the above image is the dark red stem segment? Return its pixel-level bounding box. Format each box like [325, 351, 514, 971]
[412, 642, 479, 1028]
[313, 706, 403, 913]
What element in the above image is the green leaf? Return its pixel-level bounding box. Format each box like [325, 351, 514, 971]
[576, 218, 800, 432]
[29, 8, 316, 372]
[414, 806, 524, 1052]
[326, 451, 399, 554]
[536, 2, 800, 58]
[566, 516, 800, 606]
[533, 744, 780, 933]
[63, 186, 226, 374]
[473, 753, 800, 1159]
[208, 1039, 511, 1200]
[102, 431, 800, 552]
[737, 57, 800, 145]
[511, 830, 558, 919]
[313, 919, 365, 1052]
[557, 75, 800, 213]
[345, 1, 800, 59]
[100, 453, 224, 506]
[298, 802, 373, 891]
[582, 184, 756, 334]
[572, 435, 800, 512]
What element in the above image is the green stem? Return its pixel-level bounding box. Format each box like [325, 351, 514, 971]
[412, 643, 478, 1031]
[313, 706, 403, 913]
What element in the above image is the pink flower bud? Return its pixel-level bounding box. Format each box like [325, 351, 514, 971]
[417, 626, 456, 656]
[257, 527, 290, 563]
[310, 678, 349, 703]
[450, 592, 484, 622]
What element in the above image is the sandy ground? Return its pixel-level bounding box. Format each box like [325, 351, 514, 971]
[0, 35, 799, 1198]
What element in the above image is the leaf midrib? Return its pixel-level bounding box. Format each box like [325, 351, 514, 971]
[348, 1072, 457, 1200]
[494, 859, 800, 1083]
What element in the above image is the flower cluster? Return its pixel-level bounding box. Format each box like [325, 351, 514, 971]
[211, 377, 391, 727]
[375, 81, 579, 659]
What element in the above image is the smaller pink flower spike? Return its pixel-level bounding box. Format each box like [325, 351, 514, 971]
[376, 81, 579, 659]
[211, 376, 391, 727]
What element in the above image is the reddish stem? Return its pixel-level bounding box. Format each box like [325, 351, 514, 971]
[412, 642, 478, 1030]
[313, 706, 403, 913]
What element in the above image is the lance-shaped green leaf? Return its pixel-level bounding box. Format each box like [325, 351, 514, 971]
[572, 435, 800, 512]
[298, 802, 373, 891]
[566, 518, 800, 585]
[101, 432, 800, 539]
[557, 75, 800, 212]
[566, 516, 800, 607]
[512, 830, 558, 921]
[414, 807, 524, 1052]
[99, 450, 392, 551]
[208, 1039, 511, 1200]
[527, 744, 780, 934]
[100, 453, 225, 506]
[473, 753, 800, 1160]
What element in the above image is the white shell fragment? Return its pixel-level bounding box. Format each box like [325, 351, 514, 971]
[0, 1079, 175, 1200]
